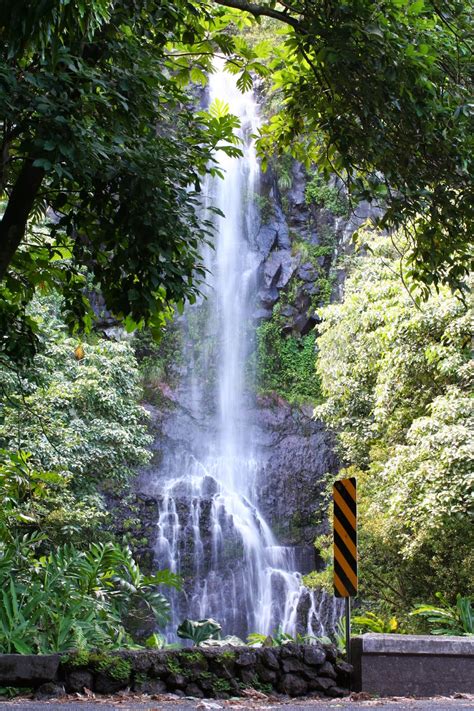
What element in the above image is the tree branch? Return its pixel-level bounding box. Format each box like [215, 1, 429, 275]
[213, 0, 303, 30]
[0, 159, 45, 280]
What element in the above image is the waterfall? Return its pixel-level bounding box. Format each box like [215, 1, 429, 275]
[144, 62, 339, 642]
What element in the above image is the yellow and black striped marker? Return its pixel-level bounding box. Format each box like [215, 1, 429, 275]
[333, 477, 357, 598]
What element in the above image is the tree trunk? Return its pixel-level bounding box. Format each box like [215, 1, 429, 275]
[0, 159, 44, 280]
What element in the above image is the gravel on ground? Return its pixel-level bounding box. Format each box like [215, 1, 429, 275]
[0, 691, 472, 711]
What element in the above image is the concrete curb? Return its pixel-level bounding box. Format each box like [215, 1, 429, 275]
[351, 633, 474, 696]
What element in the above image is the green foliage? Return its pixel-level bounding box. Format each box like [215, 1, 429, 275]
[0, 296, 151, 505]
[145, 633, 168, 650]
[0, 0, 254, 359]
[212, 678, 232, 692]
[166, 657, 184, 674]
[303, 533, 333, 593]
[0, 449, 106, 546]
[305, 173, 349, 217]
[253, 0, 474, 295]
[217, 650, 235, 661]
[314, 232, 473, 613]
[352, 612, 398, 634]
[247, 626, 318, 647]
[0, 538, 180, 654]
[177, 618, 222, 646]
[255, 304, 321, 405]
[92, 654, 132, 681]
[134, 322, 184, 399]
[64, 650, 133, 680]
[253, 193, 274, 223]
[247, 627, 291, 647]
[411, 593, 473, 636]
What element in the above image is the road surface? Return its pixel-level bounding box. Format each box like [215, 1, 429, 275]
[0, 694, 473, 710]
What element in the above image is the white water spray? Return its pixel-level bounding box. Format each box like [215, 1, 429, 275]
[147, 62, 338, 641]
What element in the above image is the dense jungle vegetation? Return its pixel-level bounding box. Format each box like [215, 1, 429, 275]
[305, 234, 473, 628]
[0, 0, 473, 654]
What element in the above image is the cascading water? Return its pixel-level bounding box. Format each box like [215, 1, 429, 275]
[145, 63, 340, 642]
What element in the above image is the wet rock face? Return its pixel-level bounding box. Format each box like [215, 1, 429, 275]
[126, 394, 338, 560]
[252, 160, 382, 331]
[251, 397, 339, 549]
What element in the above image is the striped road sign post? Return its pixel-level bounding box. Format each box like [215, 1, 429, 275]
[333, 476, 357, 663]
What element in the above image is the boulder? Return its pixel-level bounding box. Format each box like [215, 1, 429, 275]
[298, 262, 318, 282]
[65, 670, 94, 693]
[255, 664, 278, 684]
[184, 683, 204, 698]
[335, 659, 353, 687]
[278, 673, 308, 696]
[281, 657, 305, 673]
[263, 250, 295, 290]
[253, 307, 273, 322]
[280, 642, 302, 659]
[257, 286, 279, 309]
[323, 644, 338, 662]
[318, 660, 337, 679]
[303, 645, 326, 667]
[166, 672, 187, 689]
[34, 682, 65, 699]
[235, 650, 257, 667]
[260, 648, 280, 671]
[308, 675, 336, 692]
[0, 654, 61, 685]
[94, 672, 128, 694]
[134, 678, 168, 694]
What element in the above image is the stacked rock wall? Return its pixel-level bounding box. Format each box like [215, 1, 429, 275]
[0, 644, 351, 699]
[60, 644, 351, 698]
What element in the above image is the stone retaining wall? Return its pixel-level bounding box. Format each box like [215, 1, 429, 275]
[351, 634, 474, 697]
[0, 644, 351, 699]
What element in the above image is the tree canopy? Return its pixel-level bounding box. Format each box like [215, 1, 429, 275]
[1, 0, 472, 361]
[214, 0, 473, 294]
[312, 232, 473, 613]
[0, 0, 242, 359]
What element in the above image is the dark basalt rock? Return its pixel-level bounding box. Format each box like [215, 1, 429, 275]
[318, 660, 337, 679]
[260, 647, 280, 670]
[303, 645, 326, 666]
[335, 660, 353, 675]
[134, 679, 168, 694]
[34, 682, 65, 699]
[0, 653, 61, 685]
[309, 675, 337, 691]
[255, 224, 278, 257]
[255, 663, 278, 684]
[65, 670, 94, 693]
[240, 667, 258, 685]
[149, 662, 168, 677]
[324, 644, 338, 663]
[94, 672, 128, 694]
[235, 650, 257, 667]
[281, 657, 306, 673]
[166, 672, 187, 689]
[180, 653, 208, 674]
[279, 672, 308, 696]
[280, 642, 302, 659]
[257, 286, 279, 308]
[327, 685, 348, 697]
[0, 646, 351, 699]
[184, 682, 204, 698]
[297, 262, 318, 282]
[253, 307, 273, 321]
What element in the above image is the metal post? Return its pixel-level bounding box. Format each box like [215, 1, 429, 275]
[345, 596, 351, 664]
